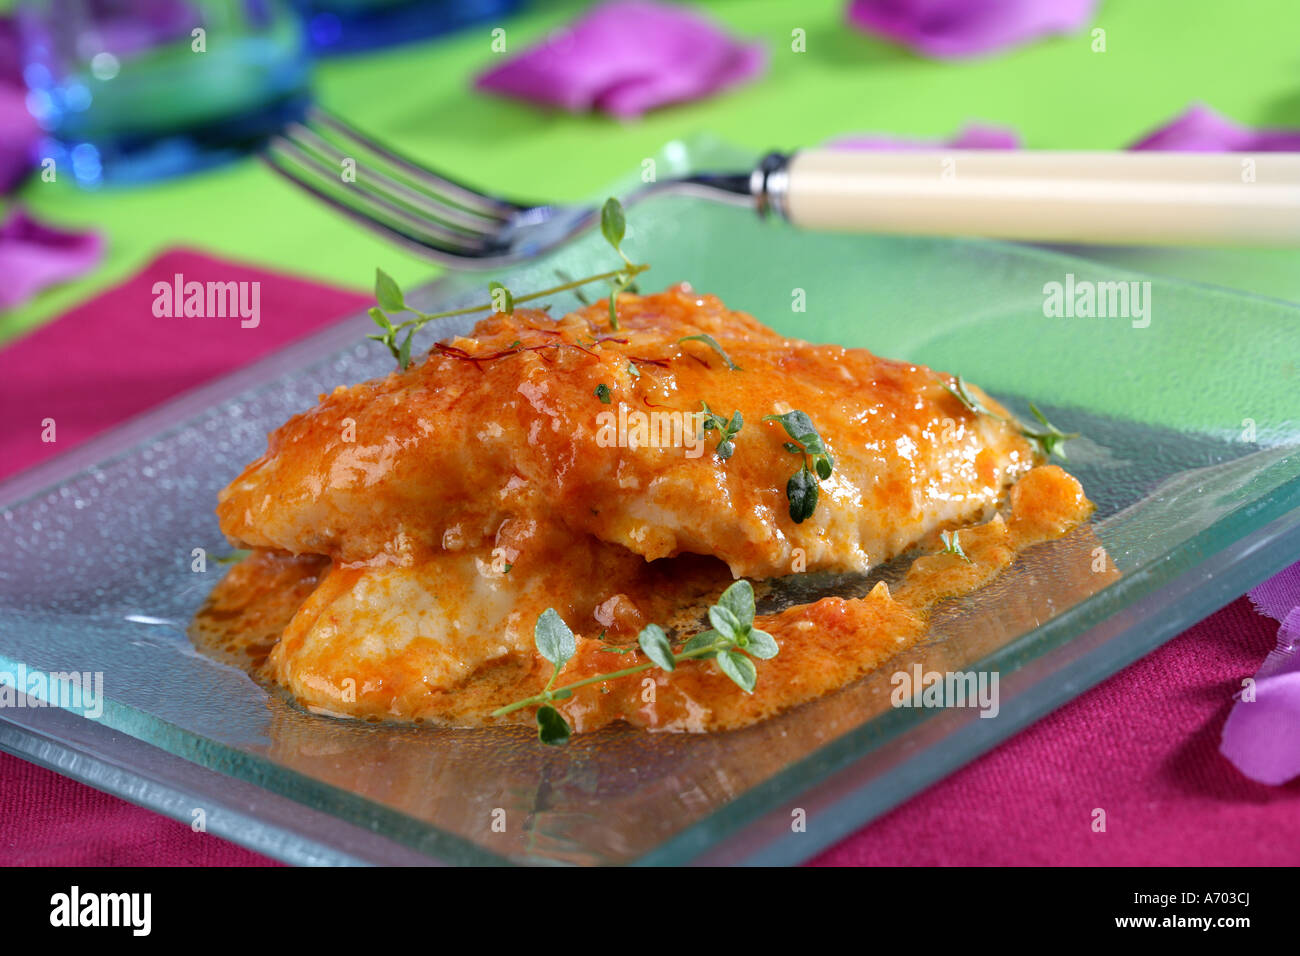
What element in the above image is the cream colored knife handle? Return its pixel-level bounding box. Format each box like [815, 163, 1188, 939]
[769, 149, 1300, 245]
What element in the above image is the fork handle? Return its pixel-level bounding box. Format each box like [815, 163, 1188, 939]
[763, 149, 1300, 246]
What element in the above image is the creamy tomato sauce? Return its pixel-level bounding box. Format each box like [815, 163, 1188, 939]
[196, 288, 1105, 735]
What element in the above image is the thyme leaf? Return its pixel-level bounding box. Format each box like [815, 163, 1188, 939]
[940, 375, 1078, 460]
[764, 410, 834, 522]
[492, 580, 778, 745]
[367, 199, 648, 367]
[678, 333, 741, 371]
[699, 401, 743, 460]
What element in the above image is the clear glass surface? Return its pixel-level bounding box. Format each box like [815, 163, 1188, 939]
[1, 141, 1298, 865]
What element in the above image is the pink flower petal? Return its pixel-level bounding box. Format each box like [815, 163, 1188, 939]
[1248, 562, 1300, 624]
[1130, 103, 1300, 152]
[1220, 607, 1300, 785]
[826, 122, 1020, 150]
[0, 208, 104, 309]
[847, 0, 1097, 59]
[474, 1, 767, 119]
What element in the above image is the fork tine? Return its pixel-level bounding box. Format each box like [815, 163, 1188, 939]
[280, 122, 504, 239]
[306, 106, 523, 222]
[264, 135, 503, 262]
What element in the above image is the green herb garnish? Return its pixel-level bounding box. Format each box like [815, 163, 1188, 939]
[678, 333, 741, 371]
[939, 530, 971, 562]
[1021, 403, 1075, 460]
[535, 705, 571, 746]
[940, 375, 1077, 460]
[595, 383, 612, 404]
[699, 401, 743, 460]
[600, 197, 640, 331]
[554, 270, 591, 306]
[764, 410, 834, 523]
[367, 198, 649, 369]
[492, 580, 777, 745]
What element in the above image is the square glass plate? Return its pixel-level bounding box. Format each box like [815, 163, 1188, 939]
[2, 141, 1299, 866]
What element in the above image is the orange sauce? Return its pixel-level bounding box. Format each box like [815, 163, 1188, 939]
[193, 465, 1107, 734]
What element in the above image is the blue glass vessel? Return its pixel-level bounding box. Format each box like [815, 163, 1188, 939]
[294, 0, 522, 56]
[19, 0, 311, 187]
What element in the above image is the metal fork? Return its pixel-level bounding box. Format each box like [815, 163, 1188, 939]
[263, 106, 771, 268]
[264, 106, 1300, 263]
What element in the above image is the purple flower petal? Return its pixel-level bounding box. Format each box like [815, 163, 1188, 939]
[0, 208, 104, 309]
[1248, 562, 1300, 623]
[1130, 103, 1300, 152]
[1220, 564, 1300, 784]
[847, 0, 1097, 59]
[827, 122, 1020, 150]
[474, 1, 767, 120]
[1221, 606, 1300, 785]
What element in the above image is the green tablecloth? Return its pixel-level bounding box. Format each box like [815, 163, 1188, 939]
[5, 0, 1300, 342]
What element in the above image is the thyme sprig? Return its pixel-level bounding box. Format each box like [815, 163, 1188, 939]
[940, 375, 1077, 460]
[678, 333, 741, 371]
[764, 410, 834, 523]
[699, 401, 743, 460]
[492, 580, 777, 745]
[366, 198, 649, 369]
[600, 197, 641, 331]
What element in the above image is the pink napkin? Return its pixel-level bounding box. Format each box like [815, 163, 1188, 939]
[847, 0, 1097, 59]
[0, 248, 370, 485]
[474, 0, 767, 119]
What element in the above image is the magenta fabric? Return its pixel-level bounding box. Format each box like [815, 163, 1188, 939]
[0, 248, 371, 474]
[846, 0, 1097, 59]
[2, 251, 1298, 865]
[474, 0, 767, 120]
[0, 750, 279, 865]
